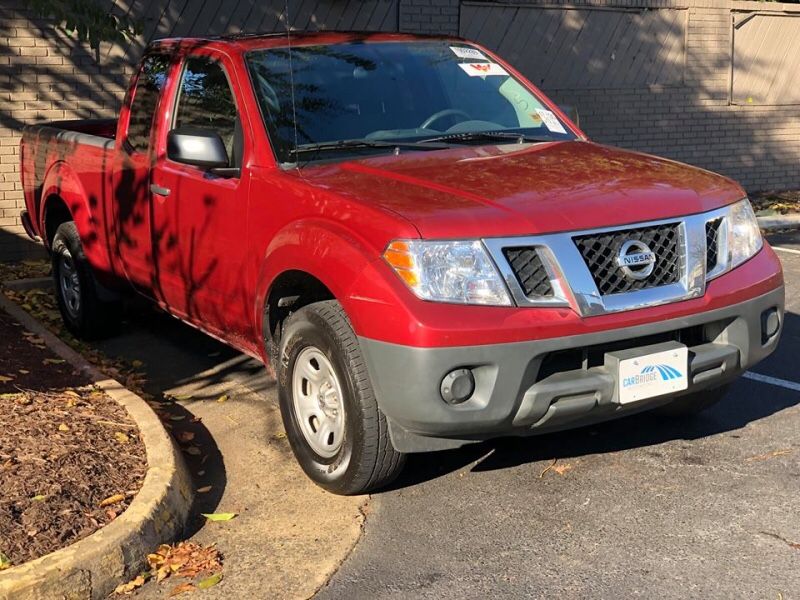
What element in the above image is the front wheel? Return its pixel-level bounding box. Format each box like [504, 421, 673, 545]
[277, 300, 405, 495]
[51, 221, 121, 339]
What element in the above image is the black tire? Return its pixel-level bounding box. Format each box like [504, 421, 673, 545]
[277, 300, 405, 495]
[51, 221, 122, 339]
[654, 385, 729, 417]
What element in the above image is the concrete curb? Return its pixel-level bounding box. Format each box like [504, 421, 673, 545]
[3, 277, 52, 292]
[758, 213, 800, 232]
[0, 293, 193, 600]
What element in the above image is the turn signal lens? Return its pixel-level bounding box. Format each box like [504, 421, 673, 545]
[384, 241, 415, 270]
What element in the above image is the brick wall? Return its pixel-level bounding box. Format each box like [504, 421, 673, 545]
[1, 0, 798, 261]
[0, 0, 132, 261]
[400, 0, 460, 34]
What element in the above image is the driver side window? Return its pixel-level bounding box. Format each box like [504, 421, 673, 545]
[174, 56, 242, 168]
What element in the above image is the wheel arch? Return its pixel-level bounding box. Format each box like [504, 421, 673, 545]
[39, 160, 113, 277]
[263, 269, 336, 359]
[256, 219, 387, 361]
[42, 193, 72, 248]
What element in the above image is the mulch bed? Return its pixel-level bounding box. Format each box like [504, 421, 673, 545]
[0, 308, 147, 569]
[751, 190, 800, 215]
[0, 259, 50, 283]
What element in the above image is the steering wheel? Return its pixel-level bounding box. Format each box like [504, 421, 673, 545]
[420, 109, 472, 130]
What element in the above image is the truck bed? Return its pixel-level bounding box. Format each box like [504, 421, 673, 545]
[31, 118, 117, 140]
[20, 118, 118, 241]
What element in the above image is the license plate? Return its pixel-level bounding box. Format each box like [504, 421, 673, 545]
[618, 346, 688, 404]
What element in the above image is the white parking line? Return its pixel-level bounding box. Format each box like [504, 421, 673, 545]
[772, 246, 800, 256]
[743, 371, 800, 392]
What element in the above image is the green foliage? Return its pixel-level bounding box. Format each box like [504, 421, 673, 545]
[30, 0, 140, 49]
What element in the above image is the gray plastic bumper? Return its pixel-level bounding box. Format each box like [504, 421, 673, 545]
[358, 287, 784, 453]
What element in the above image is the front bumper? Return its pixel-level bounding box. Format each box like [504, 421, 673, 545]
[359, 286, 784, 453]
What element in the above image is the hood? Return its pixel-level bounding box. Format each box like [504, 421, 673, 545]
[297, 141, 744, 239]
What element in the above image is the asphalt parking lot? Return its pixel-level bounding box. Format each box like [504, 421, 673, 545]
[93, 232, 800, 599]
[319, 232, 800, 599]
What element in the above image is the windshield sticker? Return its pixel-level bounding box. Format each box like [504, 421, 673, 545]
[458, 63, 509, 77]
[450, 46, 487, 60]
[534, 109, 567, 134]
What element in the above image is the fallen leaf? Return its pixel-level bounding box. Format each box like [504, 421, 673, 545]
[0, 375, 13, 383]
[131, 360, 144, 369]
[197, 572, 223, 589]
[0, 552, 11, 570]
[553, 463, 574, 476]
[63, 390, 80, 398]
[115, 432, 130, 444]
[32, 495, 47, 501]
[58, 423, 69, 432]
[746, 449, 792, 462]
[202, 512, 237, 522]
[539, 459, 557, 478]
[43, 358, 66, 365]
[176, 431, 195, 443]
[99, 493, 126, 508]
[216, 394, 228, 403]
[170, 415, 186, 421]
[18, 369, 29, 374]
[760, 531, 800, 550]
[196, 486, 212, 493]
[184, 446, 202, 456]
[114, 574, 148, 595]
[145, 542, 222, 584]
[169, 583, 196, 596]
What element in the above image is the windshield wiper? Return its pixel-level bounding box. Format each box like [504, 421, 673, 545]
[290, 138, 450, 160]
[418, 131, 555, 145]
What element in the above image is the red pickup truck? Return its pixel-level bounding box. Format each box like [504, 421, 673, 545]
[20, 33, 784, 494]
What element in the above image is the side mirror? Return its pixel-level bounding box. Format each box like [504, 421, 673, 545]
[559, 104, 580, 128]
[167, 128, 229, 169]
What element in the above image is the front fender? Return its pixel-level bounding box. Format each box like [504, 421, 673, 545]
[254, 218, 404, 340]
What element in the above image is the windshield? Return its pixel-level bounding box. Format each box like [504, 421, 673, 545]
[245, 41, 577, 164]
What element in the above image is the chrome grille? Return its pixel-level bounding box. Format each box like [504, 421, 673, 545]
[573, 223, 682, 295]
[706, 218, 722, 272]
[503, 247, 553, 297]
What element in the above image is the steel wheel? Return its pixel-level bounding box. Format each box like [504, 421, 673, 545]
[58, 247, 81, 319]
[291, 346, 346, 458]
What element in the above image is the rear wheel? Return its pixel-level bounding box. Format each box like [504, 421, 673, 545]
[654, 385, 729, 417]
[52, 221, 121, 339]
[277, 300, 405, 495]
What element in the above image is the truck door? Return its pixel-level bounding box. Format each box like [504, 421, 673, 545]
[150, 51, 252, 339]
[112, 53, 173, 292]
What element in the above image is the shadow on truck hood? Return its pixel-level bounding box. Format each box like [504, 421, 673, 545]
[299, 141, 744, 239]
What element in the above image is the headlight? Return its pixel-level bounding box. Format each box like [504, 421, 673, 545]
[383, 240, 512, 306]
[726, 198, 763, 270]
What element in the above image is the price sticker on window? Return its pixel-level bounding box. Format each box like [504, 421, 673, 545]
[535, 109, 567, 134]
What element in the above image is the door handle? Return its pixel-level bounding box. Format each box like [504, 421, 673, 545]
[150, 183, 171, 197]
